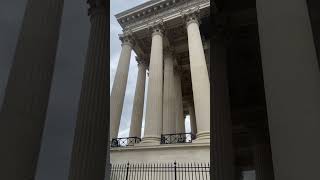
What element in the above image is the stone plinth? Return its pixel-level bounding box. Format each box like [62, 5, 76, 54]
[111, 143, 209, 164]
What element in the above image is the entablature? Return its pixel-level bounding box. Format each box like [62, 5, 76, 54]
[115, 0, 210, 37]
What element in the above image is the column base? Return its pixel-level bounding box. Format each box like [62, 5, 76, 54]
[193, 131, 210, 144]
[136, 136, 161, 146]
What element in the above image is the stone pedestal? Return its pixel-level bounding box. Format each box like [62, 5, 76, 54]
[257, 0, 320, 179]
[142, 22, 164, 145]
[0, 0, 64, 179]
[129, 59, 146, 138]
[68, 2, 108, 180]
[110, 33, 134, 139]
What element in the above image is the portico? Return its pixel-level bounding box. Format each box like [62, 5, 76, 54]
[110, 0, 210, 146]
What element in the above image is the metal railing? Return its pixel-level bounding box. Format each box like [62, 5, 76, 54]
[160, 133, 196, 144]
[110, 162, 210, 180]
[111, 137, 141, 147]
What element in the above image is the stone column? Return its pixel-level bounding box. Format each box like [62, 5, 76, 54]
[174, 69, 185, 134]
[188, 103, 197, 135]
[212, 34, 235, 180]
[0, 0, 64, 179]
[256, 0, 320, 179]
[182, 8, 210, 142]
[162, 48, 176, 134]
[129, 58, 146, 138]
[109, 32, 134, 139]
[68, 1, 108, 180]
[141, 20, 164, 145]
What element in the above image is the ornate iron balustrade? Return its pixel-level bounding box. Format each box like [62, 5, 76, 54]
[110, 161, 210, 180]
[160, 133, 196, 144]
[111, 137, 141, 147]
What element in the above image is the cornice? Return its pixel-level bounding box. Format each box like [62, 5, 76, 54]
[115, 0, 165, 19]
[116, 0, 210, 33]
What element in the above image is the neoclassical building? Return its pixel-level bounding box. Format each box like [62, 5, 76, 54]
[110, 0, 210, 164]
[1, 0, 320, 179]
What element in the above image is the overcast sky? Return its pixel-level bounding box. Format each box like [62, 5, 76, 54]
[0, 0, 191, 179]
[110, 0, 148, 139]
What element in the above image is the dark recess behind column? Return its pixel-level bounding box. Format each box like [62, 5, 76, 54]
[306, 0, 320, 68]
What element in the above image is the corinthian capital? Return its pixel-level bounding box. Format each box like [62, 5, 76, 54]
[119, 30, 135, 47]
[148, 19, 164, 37]
[164, 47, 175, 58]
[87, 0, 107, 16]
[181, 6, 201, 27]
[136, 56, 148, 68]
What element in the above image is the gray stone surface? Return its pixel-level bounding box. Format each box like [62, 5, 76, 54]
[68, 1, 108, 179]
[0, 0, 64, 179]
[257, 0, 320, 179]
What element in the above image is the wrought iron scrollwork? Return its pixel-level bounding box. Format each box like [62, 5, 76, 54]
[111, 137, 142, 147]
[160, 133, 196, 144]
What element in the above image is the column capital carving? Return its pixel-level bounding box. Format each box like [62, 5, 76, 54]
[148, 19, 165, 37]
[181, 6, 201, 27]
[136, 56, 148, 69]
[164, 47, 175, 58]
[87, 0, 106, 16]
[119, 31, 135, 47]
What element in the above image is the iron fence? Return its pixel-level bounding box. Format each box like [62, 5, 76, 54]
[160, 133, 196, 144]
[110, 162, 210, 180]
[111, 137, 141, 147]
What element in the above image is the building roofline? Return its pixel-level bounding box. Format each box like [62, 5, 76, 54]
[115, 0, 167, 19]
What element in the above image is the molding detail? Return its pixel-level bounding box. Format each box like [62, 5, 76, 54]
[119, 31, 135, 47]
[118, 0, 210, 33]
[181, 6, 201, 27]
[148, 19, 165, 37]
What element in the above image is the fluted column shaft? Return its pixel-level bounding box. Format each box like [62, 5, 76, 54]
[110, 33, 134, 139]
[212, 35, 235, 180]
[184, 10, 210, 142]
[257, 0, 320, 179]
[188, 103, 197, 135]
[129, 61, 146, 138]
[142, 24, 164, 144]
[162, 49, 176, 134]
[0, 0, 64, 179]
[175, 70, 185, 133]
[68, 2, 108, 180]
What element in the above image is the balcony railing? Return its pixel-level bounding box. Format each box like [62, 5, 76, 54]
[160, 133, 196, 144]
[111, 137, 141, 147]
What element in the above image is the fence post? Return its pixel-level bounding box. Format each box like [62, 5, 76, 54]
[126, 162, 129, 180]
[174, 161, 177, 180]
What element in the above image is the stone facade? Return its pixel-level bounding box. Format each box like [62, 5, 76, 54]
[110, 0, 210, 164]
